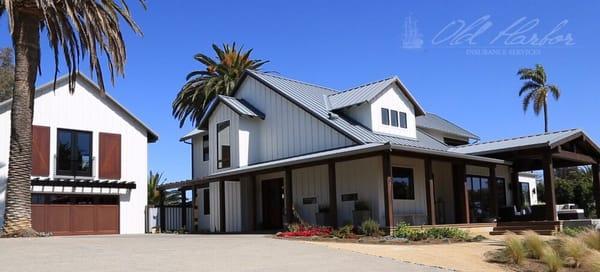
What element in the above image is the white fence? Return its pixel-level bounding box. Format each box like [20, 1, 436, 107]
[146, 206, 193, 233]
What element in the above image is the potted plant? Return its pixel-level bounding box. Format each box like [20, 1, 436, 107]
[315, 205, 330, 226]
[352, 201, 371, 227]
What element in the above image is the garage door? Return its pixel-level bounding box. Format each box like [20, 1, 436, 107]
[31, 194, 119, 235]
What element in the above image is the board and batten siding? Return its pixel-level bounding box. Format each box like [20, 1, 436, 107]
[292, 165, 329, 225]
[191, 133, 209, 179]
[208, 104, 240, 174]
[0, 79, 149, 234]
[197, 187, 210, 231]
[233, 77, 354, 164]
[208, 181, 242, 232]
[391, 156, 427, 224]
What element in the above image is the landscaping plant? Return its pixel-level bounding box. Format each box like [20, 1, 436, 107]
[504, 234, 526, 265]
[360, 219, 382, 237]
[540, 247, 562, 272]
[578, 229, 600, 251]
[332, 225, 355, 239]
[523, 230, 546, 259]
[582, 251, 600, 272]
[560, 236, 588, 268]
[277, 224, 332, 238]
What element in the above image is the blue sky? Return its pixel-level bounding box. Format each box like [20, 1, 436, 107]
[1, 1, 598, 182]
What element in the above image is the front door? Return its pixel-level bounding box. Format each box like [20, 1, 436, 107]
[262, 178, 283, 230]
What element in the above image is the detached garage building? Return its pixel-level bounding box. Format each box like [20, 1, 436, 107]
[0, 73, 158, 235]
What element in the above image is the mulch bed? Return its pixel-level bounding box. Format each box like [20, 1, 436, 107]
[275, 235, 472, 245]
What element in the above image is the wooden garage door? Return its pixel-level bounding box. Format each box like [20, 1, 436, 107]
[32, 194, 119, 235]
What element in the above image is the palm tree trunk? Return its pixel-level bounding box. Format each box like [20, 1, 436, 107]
[2, 11, 40, 236]
[543, 101, 549, 133]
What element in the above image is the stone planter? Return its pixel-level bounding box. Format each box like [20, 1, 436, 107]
[352, 210, 371, 227]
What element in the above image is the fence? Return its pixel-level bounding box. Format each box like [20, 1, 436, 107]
[146, 206, 193, 233]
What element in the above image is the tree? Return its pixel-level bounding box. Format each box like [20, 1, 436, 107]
[0, 0, 145, 237]
[0, 47, 14, 102]
[555, 167, 596, 217]
[172, 43, 269, 128]
[147, 171, 180, 206]
[517, 64, 560, 133]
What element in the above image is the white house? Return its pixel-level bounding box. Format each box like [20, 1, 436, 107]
[163, 70, 600, 234]
[0, 73, 158, 235]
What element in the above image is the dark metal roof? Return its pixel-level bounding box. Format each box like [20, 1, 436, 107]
[31, 178, 136, 189]
[327, 76, 426, 115]
[416, 113, 480, 140]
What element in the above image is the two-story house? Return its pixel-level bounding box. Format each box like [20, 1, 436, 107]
[0, 73, 158, 235]
[165, 70, 600, 234]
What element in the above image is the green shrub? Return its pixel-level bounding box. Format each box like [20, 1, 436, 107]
[287, 223, 302, 232]
[393, 223, 426, 241]
[332, 225, 355, 239]
[425, 227, 469, 240]
[360, 219, 382, 236]
[562, 226, 588, 237]
[560, 236, 589, 268]
[541, 247, 562, 272]
[578, 229, 600, 251]
[523, 230, 546, 259]
[504, 234, 526, 265]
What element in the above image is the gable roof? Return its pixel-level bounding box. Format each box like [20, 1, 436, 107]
[416, 113, 480, 140]
[449, 129, 593, 155]
[327, 76, 426, 115]
[0, 72, 159, 143]
[217, 95, 264, 119]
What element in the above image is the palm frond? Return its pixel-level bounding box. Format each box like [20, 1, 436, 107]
[519, 81, 540, 96]
[548, 84, 560, 100]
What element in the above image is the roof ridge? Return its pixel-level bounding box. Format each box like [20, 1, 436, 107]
[459, 128, 579, 147]
[420, 112, 479, 139]
[248, 70, 338, 93]
[330, 76, 396, 96]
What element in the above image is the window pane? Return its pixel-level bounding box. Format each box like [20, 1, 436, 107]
[202, 135, 209, 162]
[217, 121, 231, 169]
[57, 130, 72, 172]
[399, 112, 407, 128]
[381, 108, 389, 125]
[392, 167, 414, 199]
[203, 189, 210, 215]
[520, 182, 531, 207]
[497, 178, 507, 207]
[390, 110, 399, 127]
[76, 132, 92, 174]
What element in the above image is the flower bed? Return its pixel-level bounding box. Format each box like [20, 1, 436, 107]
[276, 225, 332, 238]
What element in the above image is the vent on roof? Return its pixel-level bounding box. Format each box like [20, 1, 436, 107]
[328, 112, 339, 120]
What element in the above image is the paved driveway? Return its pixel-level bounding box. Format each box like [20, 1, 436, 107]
[0, 234, 448, 272]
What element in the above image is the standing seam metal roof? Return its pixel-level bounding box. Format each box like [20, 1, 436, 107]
[416, 113, 480, 140]
[218, 95, 265, 119]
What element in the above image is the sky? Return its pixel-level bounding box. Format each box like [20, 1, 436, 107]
[0, 1, 598, 183]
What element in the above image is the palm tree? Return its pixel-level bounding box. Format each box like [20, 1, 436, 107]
[0, 0, 145, 237]
[172, 43, 269, 128]
[147, 171, 180, 206]
[517, 64, 561, 133]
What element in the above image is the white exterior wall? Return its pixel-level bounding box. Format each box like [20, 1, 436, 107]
[208, 104, 240, 174]
[191, 133, 209, 179]
[335, 156, 385, 226]
[207, 181, 242, 232]
[198, 187, 210, 231]
[209, 182, 221, 232]
[234, 77, 354, 164]
[0, 80, 149, 234]
[391, 156, 427, 225]
[370, 85, 417, 139]
[292, 165, 329, 225]
[518, 174, 539, 205]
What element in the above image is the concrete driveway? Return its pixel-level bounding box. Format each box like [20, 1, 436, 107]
[0, 234, 449, 272]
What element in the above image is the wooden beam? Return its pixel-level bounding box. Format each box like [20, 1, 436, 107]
[192, 186, 198, 233]
[489, 165, 498, 218]
[552, 149, 597, 165]
[284, 168, 293, 225]
[328, 162, 338, 228]
[219, 180, 226, 232]
[424, 158, 436, 225]
[382, 151, 394, 228]
[452, 162, 469, 224]
[249, 175, 257, 231]
[543, 152, 557, 221]
[159, 190, 166, 232]
[593, 164, 600, 219]
[511, 169, 522, 211]
[181, 189, 187, 231]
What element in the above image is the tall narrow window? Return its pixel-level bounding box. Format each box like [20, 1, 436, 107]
[217, 121, 231, 169]
[520, 182, 531, 207]
[392, 167, 414, 199]
[57, 129, 93, 177]
[381, 108, 390, 125]
[399, 112, 407, 128]
[390, 110, 399, 127]
[203, 189, 210, 215]
[497, 178, 507, 207]
[202, 135, 209, 162]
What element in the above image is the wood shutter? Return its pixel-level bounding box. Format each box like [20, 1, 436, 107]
[99, 133, 121, 179]
[31, 125, 50, 176]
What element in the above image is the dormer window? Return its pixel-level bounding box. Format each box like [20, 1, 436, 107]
[390, 110, 399, 126]
[381, 108, 408, 129]
[399, 112, 407, 128]
[381, 108, 390, 125]
[216, 121, 231, 169]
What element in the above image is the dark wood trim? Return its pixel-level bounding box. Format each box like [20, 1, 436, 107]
[284, 168, 293, 225]
[159, 190, 166, 232]
[32, 125, 50, 176]
[328, 162, 338, 228]
[452, 162, 469, 224]
[552, 148, 597, 165]
[510, 169, 522, 211]
[593, 164, 600, 220]
[191, 186, 198, 233]
[489, 165, 498, 218]
[180, 189, 187, 230]
[219, 180, 226, 232]
[424, 158, 436, 225]
[30, 178, 136, 189]
[391, 149, 507, 167]
[382, 151, 394, 227]
[542, 152, 557, 221]
[249, 175, 257, 231]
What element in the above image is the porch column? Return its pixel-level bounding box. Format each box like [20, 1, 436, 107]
[543, 152, 557, 221]
[424, 158, 436, 225]
[452, 162, 469, 224]
[592, 164, 600, 219]
[159, 189, 166, 232]
[284, 168, 294, 225]
[192, 185, 198, 233]
[488, 165, 498, 218]
[249, 175, 257, 231]
[382, 151, 394, 228]
[180, 189, 187, 231]
[219, 180, 226, 232]
[328, 162, 338, 228]
[510, 169, 522, 211]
